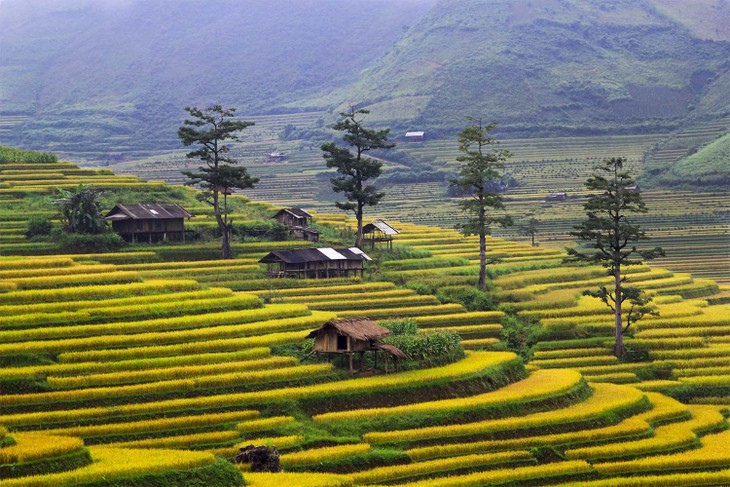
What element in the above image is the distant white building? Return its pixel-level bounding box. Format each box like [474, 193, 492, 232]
[405, 131, 424, 142]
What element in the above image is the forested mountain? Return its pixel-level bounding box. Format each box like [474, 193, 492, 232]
[0, 0, 727, 154]
[0, 0, 435, 153]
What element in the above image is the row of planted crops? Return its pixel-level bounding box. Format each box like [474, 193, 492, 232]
[0, 155, 729, 486]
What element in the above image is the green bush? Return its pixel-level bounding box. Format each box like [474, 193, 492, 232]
[379, 319, 419, 336]
[500, 314, 542, 362]
[386, 330, 464, 369]
[436, 285, 496, 311]
[25, 218, 53, 239]
[53, 230, 125, 253]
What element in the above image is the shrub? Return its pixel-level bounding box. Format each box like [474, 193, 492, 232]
[436, 286, 495, 311]
[25, 218, 53, 239]
[500, 314, 542, 362]
[386, 330, 464, 369]
[379, 319, 419, 336]
[53, 230, 125, 253]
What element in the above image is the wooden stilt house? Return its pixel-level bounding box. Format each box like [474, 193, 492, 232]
[306, 318, 406, 372]
[272, 208, 320, 242]
[105, 203, 193, 243]
[362, 220, 399, 249]
[259, 247, 371, 278]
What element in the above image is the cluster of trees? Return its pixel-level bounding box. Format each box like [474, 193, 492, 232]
[177, 103, 664, 358]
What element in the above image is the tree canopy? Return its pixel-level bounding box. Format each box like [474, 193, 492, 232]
[321, 108, 394, 248]
[450, 118, 512, 289]
[567, 157, 664, 357]
[178, 105, 258, 259]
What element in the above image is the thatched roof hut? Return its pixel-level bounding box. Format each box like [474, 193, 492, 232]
[306, 318, 405, 372]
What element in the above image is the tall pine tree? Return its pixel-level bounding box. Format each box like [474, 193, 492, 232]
[321, 108, 394, 248]
[450, 118, 512, 290]
[178, 105, 258, 259]
[567, 157, 664, 357]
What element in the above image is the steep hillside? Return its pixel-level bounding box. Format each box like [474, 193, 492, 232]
[1, 0, 728, 160]
[331, 0, 729, 135]
[0, 0, 434, 154]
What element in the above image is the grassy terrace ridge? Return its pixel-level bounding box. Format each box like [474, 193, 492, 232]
[1, 151, 729, 485]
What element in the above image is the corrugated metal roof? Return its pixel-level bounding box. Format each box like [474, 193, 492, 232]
[105, 203, 193, 220]
[405, 131, 424, 137]
[318, 248, 347, 260]
[258, 247, 371, 264]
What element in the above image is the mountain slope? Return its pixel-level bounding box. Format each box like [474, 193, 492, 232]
[0, 0, 435, 153]
[329, 0, 729, 135]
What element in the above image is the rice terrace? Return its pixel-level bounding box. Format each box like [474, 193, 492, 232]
[0, 0, 729, 486]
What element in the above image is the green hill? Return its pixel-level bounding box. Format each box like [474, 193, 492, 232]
[325, 0, 729, 135]
[0, 0, 728, 158]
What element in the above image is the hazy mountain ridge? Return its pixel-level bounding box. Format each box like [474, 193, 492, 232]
[0, 0, 435, 153]
[334, 0, 729, 136]
[0, 0, 727, 158]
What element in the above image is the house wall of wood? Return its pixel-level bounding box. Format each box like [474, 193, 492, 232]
[274, 213, 307, 228]
[313, 329, 371, 353]
[112, 218, 185, 235]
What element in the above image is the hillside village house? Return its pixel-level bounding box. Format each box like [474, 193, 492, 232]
[272, 208, 320, 242]
[105, 203, 193, 243]
[362, 219, 399, 249]
[306, 317, 406, 372]
[404, 131, 425, 142]
[259, 247, 371, 278]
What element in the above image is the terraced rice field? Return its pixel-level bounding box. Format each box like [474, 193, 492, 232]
[105, 113, 729, 285]
[1, 155, 730, 485]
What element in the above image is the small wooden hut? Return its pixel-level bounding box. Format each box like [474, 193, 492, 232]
[105, 203, 193, 243]
[362, 220, 399, 249]
[306, 318, 406, 372]
[259, 247, 371, 278]
[272, 208, 320, 242]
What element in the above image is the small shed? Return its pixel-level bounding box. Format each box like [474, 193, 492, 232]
[105, 203, 193, 243]
[272, 208, 320, 242]
[363, 219, 400, 249]
[545, 192, 568, 202]
[267, 152, 288, 162]
[306, 317, 406, 372]
[405, 131, 425, 142]
[259, 247, 371, 278]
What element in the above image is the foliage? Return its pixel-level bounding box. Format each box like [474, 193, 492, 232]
[321, 108, 394, 248]
[385, 330, 464, 369]
[436, 285, 495, 311]
[379, 319, 419, 336]
[499, 314, 542, 363]
[450, 118, 512, 289]
[178, 105, 258, 259]
[25, 217, 53, 239]
[0, 145, 57, 164]
[566, 157, 664, 357]
[52, 230, 125, 253]
[53, 185, 108, 234]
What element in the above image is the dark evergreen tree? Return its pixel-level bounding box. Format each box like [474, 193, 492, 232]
[567, 157, 664, 358]
[450, 118, 512, 289]
[321, 108, 394, 248]
[178, 105, 258, 259]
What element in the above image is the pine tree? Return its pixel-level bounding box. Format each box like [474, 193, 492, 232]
[450, 118, 512, 289]
[567, 157, 664, 357]
[321, 108, 393, 248]
[178, 105, 258, 259]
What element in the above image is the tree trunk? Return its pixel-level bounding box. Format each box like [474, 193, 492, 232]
[355, 206, 364, 249]
[478, 228, 487, 290]
[213, 190, 231, 259]
[613, 265, 626, 358]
